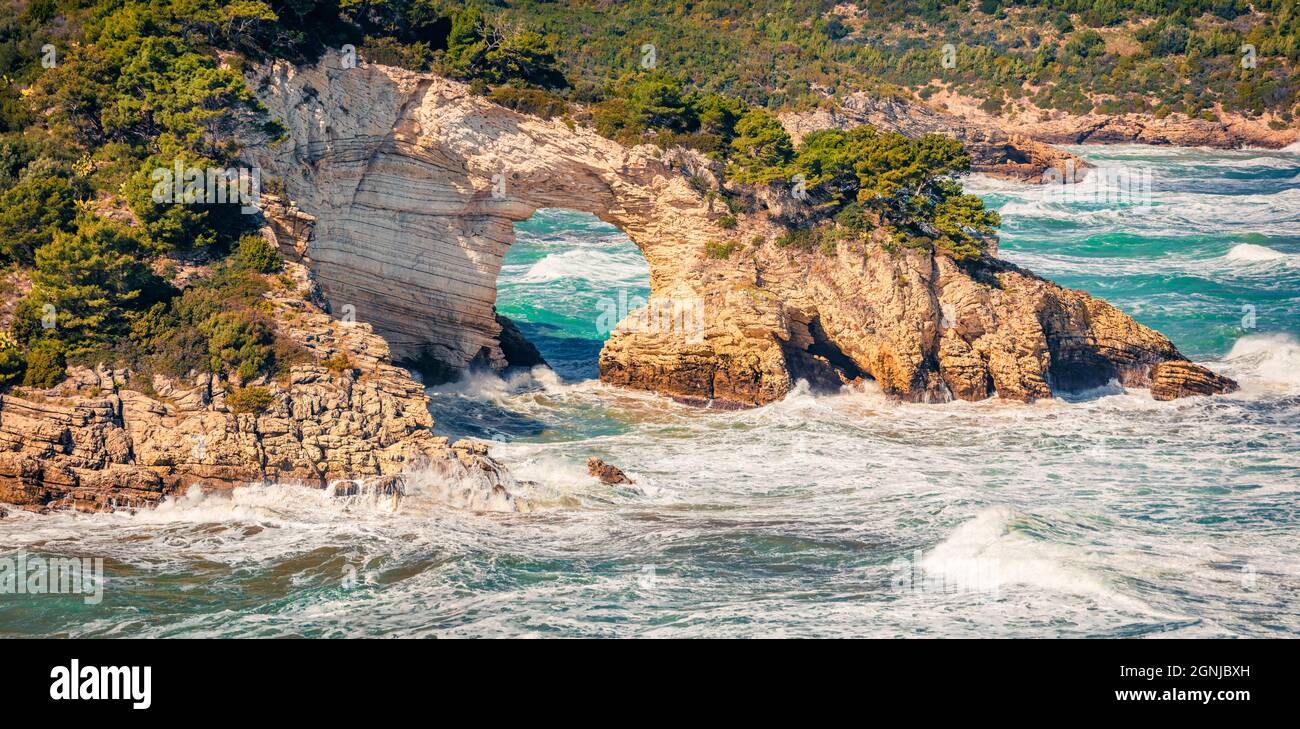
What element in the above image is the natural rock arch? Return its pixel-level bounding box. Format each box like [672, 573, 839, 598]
[248, 58, 1235, 406]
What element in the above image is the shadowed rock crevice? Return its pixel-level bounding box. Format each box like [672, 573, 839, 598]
[781, 313, 868, 394]
[494, 311, 546, 369]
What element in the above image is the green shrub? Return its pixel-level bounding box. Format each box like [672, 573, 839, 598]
[320, 353, 355, 374]
[717, 213, 737, 229]
[704, 240, 739, 259]
[21, 339, 65, 389]
[122, 265, 306, 382]
[783, 127, 996, 260]
[201, 310, 274, 381]
[727, 110, 795, 183]
[225, 386, 275, 414]
[835, 203, 871, 234]
[489, 86, 570, 120]
[235, 234, 282, 274]
[775, 228, 819, 252]
[0, 347, 25, 388]
[0, 175, 78, 265]
[21, 220, 163, 355]
[442, 6, 568, 89]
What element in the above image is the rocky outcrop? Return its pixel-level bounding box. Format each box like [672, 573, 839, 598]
[243, 58, 1234, 410]
[1150, 360, 1241, 402]
[495, 311, 546, 368]
[587, 457, 634, 485]
[909, 88, 1296, 151]
[779, 93, 1087, 183]
[0, 259, 525, 514]
[246, 58, 724, 379]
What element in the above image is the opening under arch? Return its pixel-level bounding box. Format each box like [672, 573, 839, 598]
[495, 208, 651, 382]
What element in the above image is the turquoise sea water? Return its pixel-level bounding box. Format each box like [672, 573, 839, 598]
[2, 145, 1298, 637]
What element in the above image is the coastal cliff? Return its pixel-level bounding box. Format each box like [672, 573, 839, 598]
[923, 88, 1299, 151]
[780, 90, 1298, 186]
[0, 255, 526, 514]
[246, 58, 1236, 408]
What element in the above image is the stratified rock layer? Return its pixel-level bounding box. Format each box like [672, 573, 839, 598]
[1150, 360, 1241, 401]
[244, 58, 1234, 408]
[1012, 111, 1298, 150]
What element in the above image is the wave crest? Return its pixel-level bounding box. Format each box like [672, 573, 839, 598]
[1216, 333, 1300, 390]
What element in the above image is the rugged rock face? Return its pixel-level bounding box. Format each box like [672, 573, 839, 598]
[0, 258, 526, 514]
[246, 58, 726, 378]
[779, 93, 1088, 183]
[244, 58, 1235, 409]
[1007, 111, 1298, 150]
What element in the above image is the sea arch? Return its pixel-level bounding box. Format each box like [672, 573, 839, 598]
[248, 57, 1234, 406]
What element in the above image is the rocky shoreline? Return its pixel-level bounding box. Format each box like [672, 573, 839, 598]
[923, 89, 1298, 153]
[245, 58, 1235, 409]
[0, 249, 528, 514]
[782, 90, 1297, 185]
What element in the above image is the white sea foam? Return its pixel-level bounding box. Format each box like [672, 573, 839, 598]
[1224, 242, 1291, 263]
[1214, 333, 1300, 390]
[512, 249, 649, 287]
[922, 507, 1120, 601]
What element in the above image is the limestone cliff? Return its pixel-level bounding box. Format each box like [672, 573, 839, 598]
[0, 258, 526, 514]
[245, 58, 1235, 408]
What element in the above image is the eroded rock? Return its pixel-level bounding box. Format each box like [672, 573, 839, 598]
[587, 457, 634, 485]
[0, 261, 521, 513]
[1150, 360, 1240, 401]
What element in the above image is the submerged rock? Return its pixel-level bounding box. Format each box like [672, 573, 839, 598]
[587, 457, 634, 485]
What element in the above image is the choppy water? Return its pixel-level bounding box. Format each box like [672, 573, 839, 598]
[3, 146, 1298, 638]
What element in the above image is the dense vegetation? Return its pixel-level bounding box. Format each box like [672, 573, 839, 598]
[1, 0, 1293, 391]
[0, 0, 312, 391]
[492, 0, 1299, 123]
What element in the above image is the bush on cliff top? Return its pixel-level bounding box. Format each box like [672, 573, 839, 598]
[21, 339, 66, 389]
[12, 219, 165, 358]
[225, 386, 275, 414]
[125, 264, 307, 384]
[0, 347, 25, 388]
[235, 233, 283, 274]
[739, 125, 1000, 261]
